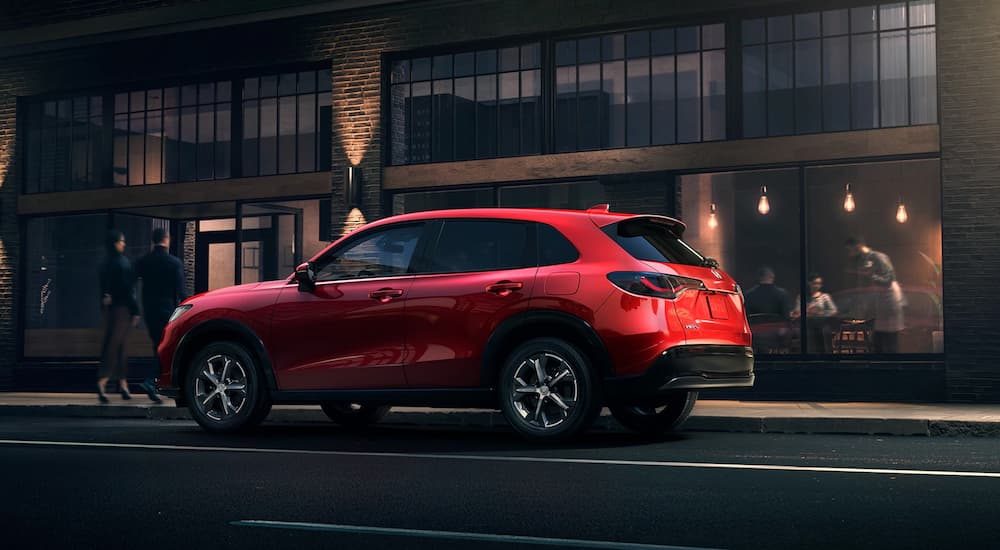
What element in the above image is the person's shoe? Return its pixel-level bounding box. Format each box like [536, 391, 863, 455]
[140, 380, 162, 404]
[97, 390, 109, 405]
[119, 387, 132, 400]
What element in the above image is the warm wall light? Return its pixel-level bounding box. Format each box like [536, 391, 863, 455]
[707, 203, 719, 229]
[345, 165, 362, 207]
[757, 185, 770, 215]
[896, 198, 908, 224]
[843, 183, 856, 212]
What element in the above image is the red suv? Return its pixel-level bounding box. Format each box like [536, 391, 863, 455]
[157, 205, 754, 441]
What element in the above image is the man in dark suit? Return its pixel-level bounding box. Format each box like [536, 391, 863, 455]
[135, 227, 187, 403]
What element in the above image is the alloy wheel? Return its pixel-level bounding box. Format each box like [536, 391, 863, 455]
[510, 352, 579, 430]
[193, 354, 249, 422]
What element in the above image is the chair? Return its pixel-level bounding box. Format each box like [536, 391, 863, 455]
[832, 319, 874, 354]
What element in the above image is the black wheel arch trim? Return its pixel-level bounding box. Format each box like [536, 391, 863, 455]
[171, 319, 278, 396]
[480, 309, 613, 387]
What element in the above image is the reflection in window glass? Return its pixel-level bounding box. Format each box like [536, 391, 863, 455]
[390, 43, 542, 165]
[430, 220, 533, 273]
[743, 2, 936, 137]
[316, 225, 423, 281]
[805, 159, 942, 354]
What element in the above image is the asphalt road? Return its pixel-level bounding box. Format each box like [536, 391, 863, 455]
[1, 417, 998, 550]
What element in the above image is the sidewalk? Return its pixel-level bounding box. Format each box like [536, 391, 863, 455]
[2, 392, 999, 436]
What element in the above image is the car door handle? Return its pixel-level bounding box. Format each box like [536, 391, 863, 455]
[486, 281, 524, 297]
[369, 288, 405, 303]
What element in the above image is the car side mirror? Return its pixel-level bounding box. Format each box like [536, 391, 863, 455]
[702, 257, 720, 269]
[294, 261, 316, 292]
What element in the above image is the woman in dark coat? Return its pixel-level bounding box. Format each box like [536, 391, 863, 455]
[97, 229, 140, 403]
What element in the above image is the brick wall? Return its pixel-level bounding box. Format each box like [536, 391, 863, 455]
[0, 91, 18, 384]
[938, 0, 1000, 401]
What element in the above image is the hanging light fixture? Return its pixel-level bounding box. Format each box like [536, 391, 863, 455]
[707, 202, 719, 229]
[757, 185, 770, 215]
[843, 183, 856, 212]
[896, 197, 908, 224]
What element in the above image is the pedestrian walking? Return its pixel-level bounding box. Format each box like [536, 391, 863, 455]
[97, 230, 140, 403]
[135, 227, 186, 404]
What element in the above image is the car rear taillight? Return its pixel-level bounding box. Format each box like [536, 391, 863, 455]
[607, 271, 707, 299]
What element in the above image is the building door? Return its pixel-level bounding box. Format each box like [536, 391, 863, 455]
[194, 219, 294, 293]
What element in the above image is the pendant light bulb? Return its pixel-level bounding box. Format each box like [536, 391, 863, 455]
[757, 185, 770, 215]
[707, 203, 719, 229]
[896, 198, 908, 224]
[843, 183, 856, 212]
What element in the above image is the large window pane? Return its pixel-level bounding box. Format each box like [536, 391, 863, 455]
[259, 98, 278, 175]
[475, 75, 497, 157]
[702, 49, 726, 141]
[521, 69, 541, 155]
[676, 53, 701, 142]
[822, 36, 851, 131]
[296, 96, 316, 172]
[602, 60, 626, 148]
[578, 63, 601, 150]
[389, 84, 409, 165]
[805, 159, 942, 354]
[455, 77, 476, 159]
[498, 72, 520, 157]
[851, 33, 879, 129]
[242, 100, 259, 176]
[680, 169, 802, 355]
[179, 106, 197, 181]
[767, 43, 794, 136]
[197, 104, 215, 180]
[555, 66, 577, 152]
[795, 39, 822, 134]
[910, 27, 937, 124]
[433, 79, 455, 161]
[145, 110, 163, 184]
[278, 96, 297, 174]
[215, 102, 231, 178]
[743, 46, 767, 138]
[651, 56, 676, 145]
[627, 58, 650, 147]
[879, 30, 908, 127]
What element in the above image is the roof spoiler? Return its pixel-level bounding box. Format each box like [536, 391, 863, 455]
[587, 204, 687, 237]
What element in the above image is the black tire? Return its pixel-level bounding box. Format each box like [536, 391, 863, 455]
[610, 391, 698, 436]
[184, 341, 271, 433]
[319, 402, 391, 428]
[498, 337, 601, 442]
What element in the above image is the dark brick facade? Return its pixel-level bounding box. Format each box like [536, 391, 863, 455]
[938, 0, 1000, 401]
[0, 0, 996, 400]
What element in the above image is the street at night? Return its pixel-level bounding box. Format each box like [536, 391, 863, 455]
[2, 416, 999, 549]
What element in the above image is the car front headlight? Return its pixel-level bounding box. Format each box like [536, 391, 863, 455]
[168, 304, 193, 323]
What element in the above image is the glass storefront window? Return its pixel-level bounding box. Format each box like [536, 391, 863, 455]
[24, 213, 171, 358]
[680, 158, 943, 357]
[680, 169, 802, 355]
[805, 159, 942, 354]
[392, 188, 494, 214]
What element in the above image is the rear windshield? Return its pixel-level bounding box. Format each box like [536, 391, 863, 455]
[602, 219, 705, 266]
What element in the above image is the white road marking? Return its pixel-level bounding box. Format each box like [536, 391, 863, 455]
[230, 520, 720, 550]
[2, 438, 1000, 479]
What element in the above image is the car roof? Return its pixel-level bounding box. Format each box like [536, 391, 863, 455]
[365, 206, 687, 232]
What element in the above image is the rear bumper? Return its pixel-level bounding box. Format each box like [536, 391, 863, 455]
[604, 344, 754, 401]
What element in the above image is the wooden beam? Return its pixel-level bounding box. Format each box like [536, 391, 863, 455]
[383, 126, 940, 191]
[18, 172, 331, 216]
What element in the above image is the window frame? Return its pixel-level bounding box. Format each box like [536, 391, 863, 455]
[310, 221, 430, 283]
[19, 61, 332, 195]
[411, 218, 539, 275]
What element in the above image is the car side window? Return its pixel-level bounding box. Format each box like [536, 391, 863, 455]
[538, 223, 579, 266]
[424, 220, 535, 273]
[314, 224, 423, 282]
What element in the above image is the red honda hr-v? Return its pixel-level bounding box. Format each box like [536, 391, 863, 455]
[157, 205, 754, 441]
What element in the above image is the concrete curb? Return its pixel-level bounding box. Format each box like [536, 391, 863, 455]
[2, 403, 1000, 436]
